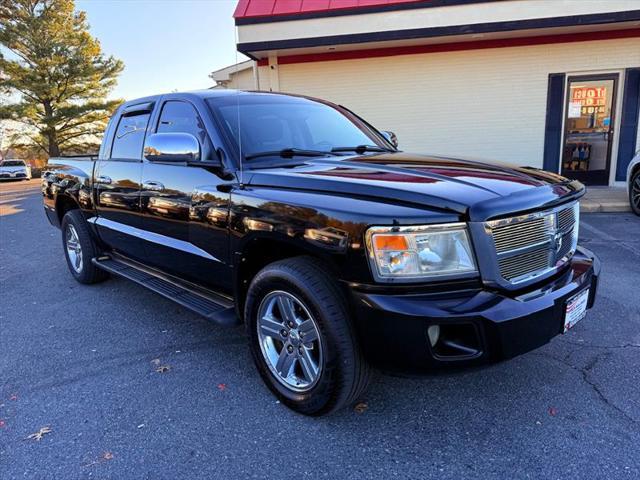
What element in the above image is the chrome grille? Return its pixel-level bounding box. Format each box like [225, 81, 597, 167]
[558, 207, 576, 232]
[486, 202, 579, 284]
[497, 246, 551, 281]
[492, 216, 553, 254]
[557, 229, 574, 260]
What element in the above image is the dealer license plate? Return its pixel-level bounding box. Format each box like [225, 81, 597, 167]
[564, 289, 589, 332]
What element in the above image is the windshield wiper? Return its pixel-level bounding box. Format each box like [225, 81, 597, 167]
[245, 148, 333, 161]
[331, 145, 393, 154]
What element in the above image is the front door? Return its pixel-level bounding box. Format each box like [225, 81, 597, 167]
[139, 99, 232, 291]
[561, 75, 618, 185]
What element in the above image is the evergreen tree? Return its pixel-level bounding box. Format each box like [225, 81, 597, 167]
[0, 0, 123, 156]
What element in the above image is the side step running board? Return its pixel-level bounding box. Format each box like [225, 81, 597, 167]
[92, 255, 239, 326]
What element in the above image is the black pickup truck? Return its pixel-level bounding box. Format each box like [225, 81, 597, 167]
[43, 90, 600, 415]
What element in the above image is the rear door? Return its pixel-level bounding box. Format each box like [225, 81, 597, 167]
[139, 98, 232, 290]
[93, 103, 152, 261]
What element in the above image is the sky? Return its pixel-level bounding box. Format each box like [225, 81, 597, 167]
[76, 0, 248, 101]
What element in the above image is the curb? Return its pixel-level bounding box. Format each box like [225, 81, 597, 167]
[580, 202, 631, 213]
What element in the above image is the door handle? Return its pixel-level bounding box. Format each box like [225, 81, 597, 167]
[95, 175, 112, 185]
[143, 180, 165, 192]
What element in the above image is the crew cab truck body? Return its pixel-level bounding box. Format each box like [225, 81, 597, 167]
[43, 90, 600, 415]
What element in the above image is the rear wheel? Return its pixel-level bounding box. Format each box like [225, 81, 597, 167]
[630, 170, 640, 216]
[245, 256, 371, 416]
[61, 210, 109, 284]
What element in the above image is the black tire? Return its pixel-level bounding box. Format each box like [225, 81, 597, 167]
[61, 210, 109, 284]
[630, 170, 640, 216]
[245, 256, 371, 416]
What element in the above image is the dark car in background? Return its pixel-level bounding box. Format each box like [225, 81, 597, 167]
[628, 151, 640, 215]
[42, 90, 600, 415]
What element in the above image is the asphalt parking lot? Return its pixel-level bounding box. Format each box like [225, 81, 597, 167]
[1, 178, 639, 479]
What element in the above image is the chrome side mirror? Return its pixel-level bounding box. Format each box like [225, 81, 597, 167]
[144, 132, 200, 163]
[381, 130, 398, 148]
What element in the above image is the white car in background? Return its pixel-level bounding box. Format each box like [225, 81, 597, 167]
[628, 151, 640, 216]
[0, 159, 32, 181]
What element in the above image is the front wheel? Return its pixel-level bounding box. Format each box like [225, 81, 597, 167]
[630, 170, 640, 216]
[245, 257, 371, 416]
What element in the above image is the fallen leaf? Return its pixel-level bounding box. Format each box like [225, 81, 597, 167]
[155, 365, 171, 373]
[82, 450, 115, 468]
[9, 394, 17, 401]
[354, 402, 368, 414]
[0, 419, 5, 427]
[548, 407, 559, 416]
[217, 383, 227, 391]
[26, 426, 52, 441]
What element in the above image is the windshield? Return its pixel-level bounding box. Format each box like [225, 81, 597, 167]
[1, 160, 26, 167]
[207, 94, 389, 162]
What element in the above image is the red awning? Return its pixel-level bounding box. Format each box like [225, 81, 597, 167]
[234, 0, 428, 19]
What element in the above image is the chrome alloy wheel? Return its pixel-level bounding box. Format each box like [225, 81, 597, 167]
[256, 291, 323, 392]
[632, 174, 640, 212]
[65, 224, 83, 273]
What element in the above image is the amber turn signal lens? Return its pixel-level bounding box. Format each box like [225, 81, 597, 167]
[373, 234, 409, 251]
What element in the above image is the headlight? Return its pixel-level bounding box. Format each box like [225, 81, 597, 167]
[365, 223, 477, 282]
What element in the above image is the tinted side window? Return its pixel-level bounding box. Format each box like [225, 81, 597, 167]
[157, 101, 208, 146]
[111, 112, 150, 160]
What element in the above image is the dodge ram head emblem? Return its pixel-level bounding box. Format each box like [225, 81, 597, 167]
[552, 231, 563, 253]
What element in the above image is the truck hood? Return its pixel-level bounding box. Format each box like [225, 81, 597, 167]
[245, 152, 584, 221]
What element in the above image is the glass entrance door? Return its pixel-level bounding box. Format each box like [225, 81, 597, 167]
[561, 75, 618, 185]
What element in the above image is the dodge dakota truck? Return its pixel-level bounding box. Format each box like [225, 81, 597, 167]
[43, 90, 600, 415]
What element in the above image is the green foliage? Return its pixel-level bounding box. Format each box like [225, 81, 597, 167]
[0, 0, 123, 156]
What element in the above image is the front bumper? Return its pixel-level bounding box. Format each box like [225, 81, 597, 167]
[0, 172, 29, 180]
[350, 246, 600, 374]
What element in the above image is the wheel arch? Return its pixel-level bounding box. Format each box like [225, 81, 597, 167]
[234, 236, 341, 321]
[631, 159, 640, 181]
[55, 193, 81, 224]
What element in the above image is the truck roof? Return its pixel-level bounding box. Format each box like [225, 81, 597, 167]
[118, 89, 311, 110]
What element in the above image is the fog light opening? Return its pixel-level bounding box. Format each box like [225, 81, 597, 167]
[427, 325, 440, 347]
[429, 323, 482, 359]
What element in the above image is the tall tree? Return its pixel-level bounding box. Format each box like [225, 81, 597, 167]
[0, 0, 123, 157]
